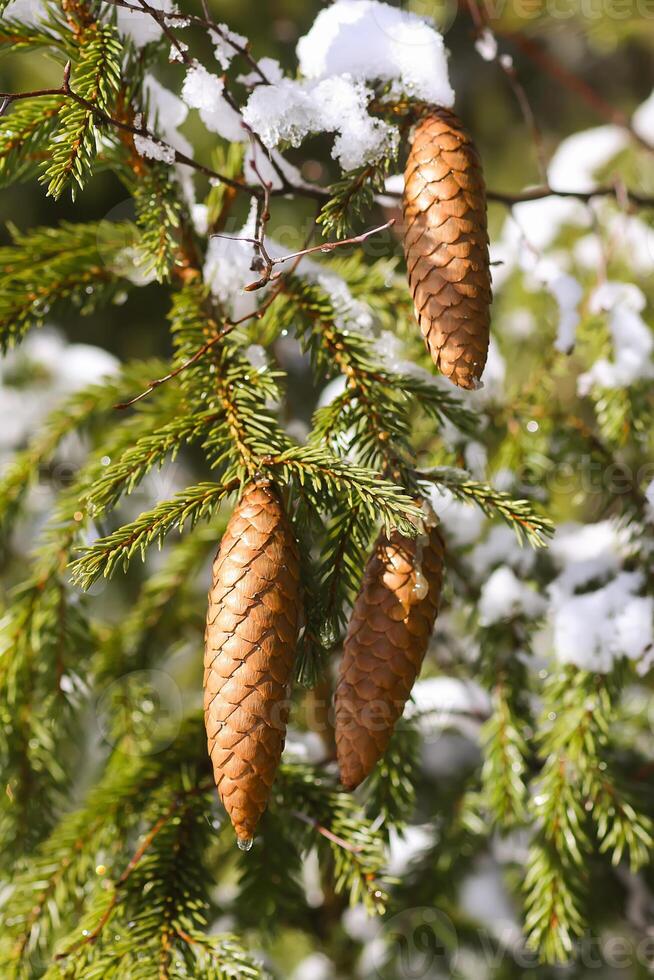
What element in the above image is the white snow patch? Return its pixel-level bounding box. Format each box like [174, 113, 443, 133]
[181, 64, 244, 142]
[110, 246, 158, 287]
[243, 75, 398, 171]
[203, 201, 280, 319]
[244, 0, 452, 172]
[407, 676, 491, 721]
[210, 24, 247, 70]
[501, 308, 536, 340]
[511, 196, 591, 254]
[478, 565, 545, 625]
[546, 521, 653, 673]
[113, 0, 173, 48]
[536, 261, 583, 353]
[578, 281, 654, 393]
[133, 114, 175, 165]
[573, 233, 605, 270]
[426, 486, 486, 547]
[547, 125, 628, 193]
[633, 88, 654, 142]
[551, 571, 652, 673]
[296, 0, 454, 106]
[237, 58, 284, 88]
[55, 344, 120, 392]
[387, 825, 432, 875]
[470, 523, 535, 578]
[144, 75, 189, 146]
[474, 28, 498, 62]
[243, 143, 305, 193]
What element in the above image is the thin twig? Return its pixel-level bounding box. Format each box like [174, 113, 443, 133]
[290, 810, 364, 854]
[135, 0, 191, 64]
[465, 2, 548, 181]
[103, 0, 271, 84]
[266, 218, 396, 267]
[222, 218, 396, 291]
[0, 68, 257, 195]
[2, 77, 653, 212]
[115, 215, 322, 411]
[500, 29, 654, 156]
[114, 261, 298, 409]
[114, 321, 237, 409]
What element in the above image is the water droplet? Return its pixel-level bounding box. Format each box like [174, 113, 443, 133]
[411, 569, 429, 602]
[237, 836, 254, 852]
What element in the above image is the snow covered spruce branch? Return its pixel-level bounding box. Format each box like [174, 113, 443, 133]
[2, 66, 653, 213]
[1, 0, 654, 975]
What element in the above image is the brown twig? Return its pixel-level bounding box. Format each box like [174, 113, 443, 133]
[103, 0, 271, 85]
[465, 2, 548, 181]
[290, 809, 364, 854]
[2, 74, 653, 212]
[114, 261, 298, 410]
[215, 217, 396, 292]
[500, 30, 654, 156]
[54, 807, 173, 959]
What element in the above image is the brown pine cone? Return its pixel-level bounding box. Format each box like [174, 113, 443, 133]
[403, 107, 492, 390]
[204, 482, 302, 844]
[335, 521, 445, 791]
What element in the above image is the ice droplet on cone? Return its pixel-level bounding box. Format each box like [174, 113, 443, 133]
[411, 568, 429, 601]
[237, 836, 254, 852]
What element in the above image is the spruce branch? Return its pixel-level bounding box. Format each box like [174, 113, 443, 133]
[0, 220, 136, 350]
[524, 668, 654, 962]
[132, 164, 184, 282]
[71, 445, 421, 589]
[40, 23, 122, 199]
[0, 578, 91, 866]
[0, 94, 63, 187]
[78, 404, 222, 519]
[0, 359, 168, 533]
[69, 479, 240, 589]
[419, 466, 554, 547]
[271, 764, 388, 913]
[3, 78, 653, 212]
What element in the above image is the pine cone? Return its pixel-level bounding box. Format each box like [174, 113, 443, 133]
[403, 108, 492, 390]
[335, 522, 445, 791]
[204, 482, 302, 844]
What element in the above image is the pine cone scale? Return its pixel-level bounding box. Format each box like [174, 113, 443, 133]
[335, 523, 445, 791]
[204, 483, 302, 843]
[403, 107, 492, 389]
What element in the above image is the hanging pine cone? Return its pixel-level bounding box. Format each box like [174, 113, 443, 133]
[204, 482, 302, 845]
[334, 520, 445, 791]
[403, 107, 492, 390]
